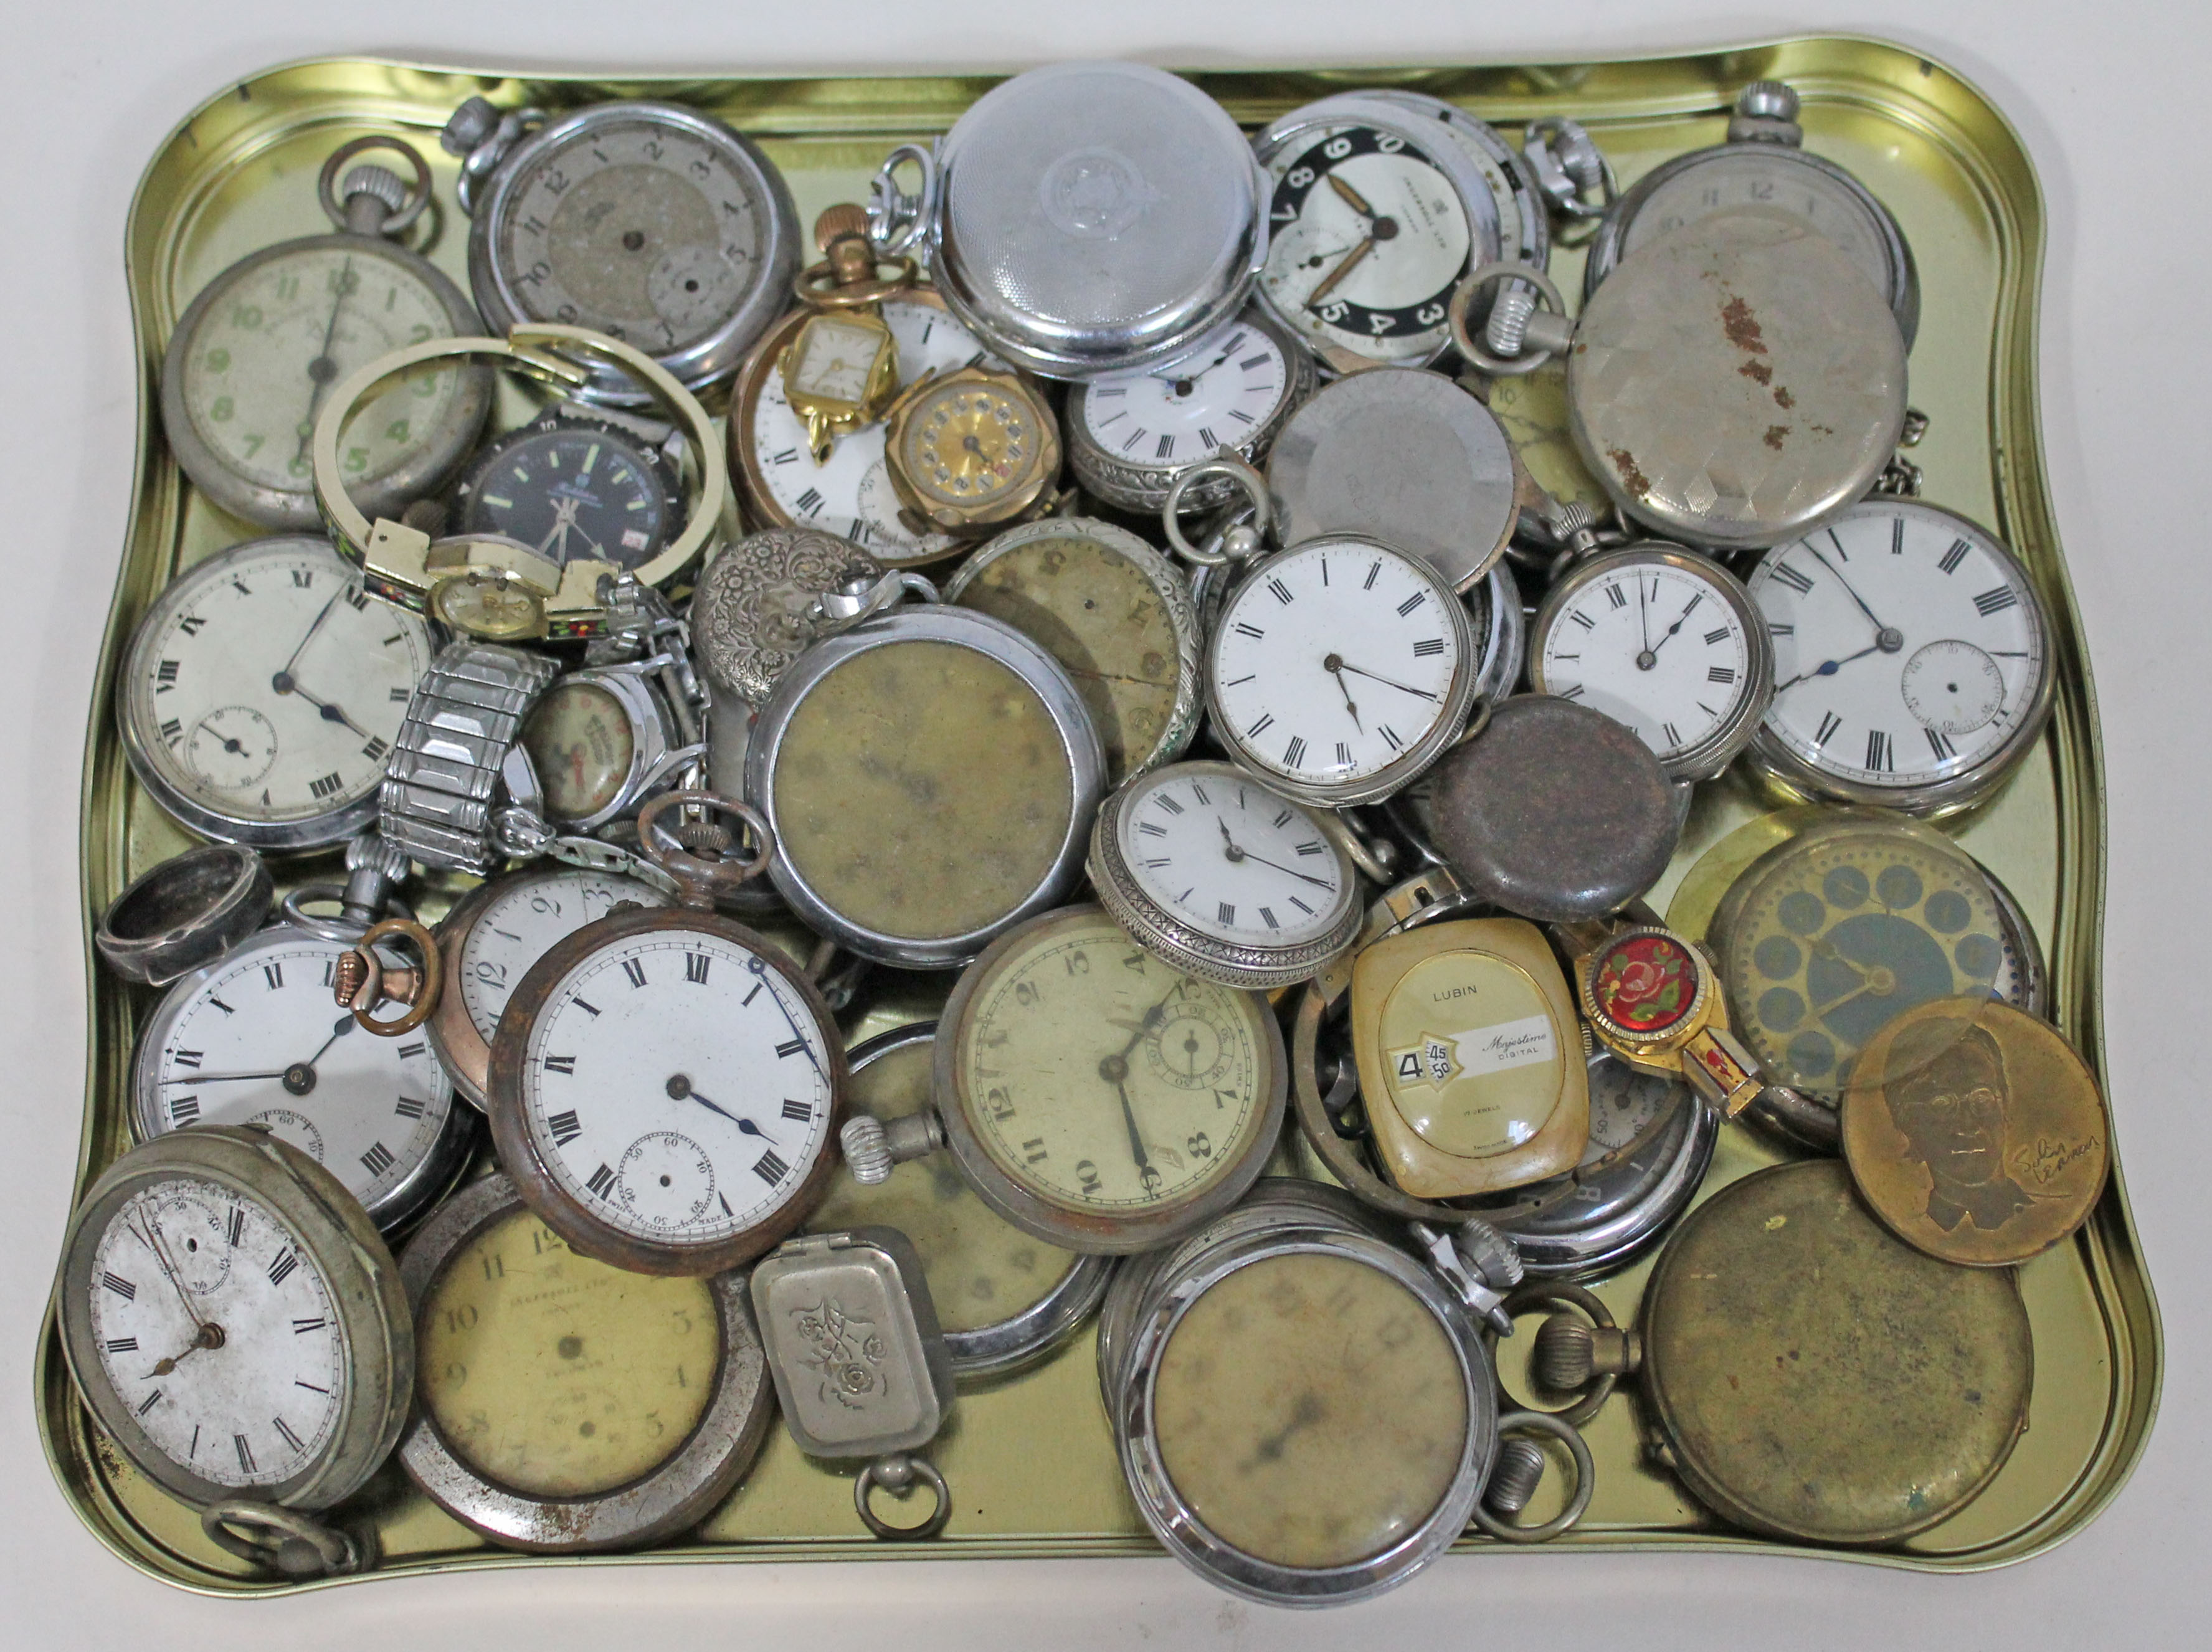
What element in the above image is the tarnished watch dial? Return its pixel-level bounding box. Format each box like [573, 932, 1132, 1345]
[1717, 826, 2015, 1103]
[1619, 152, 1898, 301]
[896, 377, 1045, 512]
[87, 1175, 348, 1489]
[455, 424, 679, 571]
[520, 680, 636, 823]
[784, 313, 891, 404]
[952, 911, 1273, 1215]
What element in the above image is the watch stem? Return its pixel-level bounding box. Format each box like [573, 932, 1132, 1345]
[842, 1116, 895, 1185]
[815, 202, 876, 286]
[339, 165, 409, 235]
[1484, 1438, 1549, 1517]
[1533, 1313, 1598, 1392]
[442, 97, 500, 156]
[1735, 80, 1801, 123]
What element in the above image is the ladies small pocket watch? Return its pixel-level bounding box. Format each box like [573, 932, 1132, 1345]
[1527, 540, 1775, 783]
[159, 136, 491, 531]
[881, 364, 1061, 539]
[1744, 498, 2053, 815]
[487, 794, 847, 1275]
[118, 535, 434, 850]
[445, 98, 801, 404]
[1585, 82, 1920, 344]
[58, 1126, 412, 1512]
[1088, 760, 1364, 989]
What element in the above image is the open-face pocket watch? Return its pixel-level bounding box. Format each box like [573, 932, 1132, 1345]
[133, 901, 470, 1236]
[160, 135, 491, 531]
[1251, 94, 1506, 376]
[486, 794, 847, 1275]
[443, 98, 800, 404]
[1527, 538, 1776, 783]
[59, 1126, 412, 1515]
[1087, 760, 1365, 989]
[1455, 207, 1909, 552]
[118, 536, 434, 851]
[942, 516, 1203, 785]
[868, 61, 1264, 378]
[397, 1172, 774, 1551]
[1585, 82, 1920, 344]
[743, 603, 1104, 968]
[840, 906, 1286, 1255]
[1744, 498, 2054, 815]
[314, 324, 729, 643]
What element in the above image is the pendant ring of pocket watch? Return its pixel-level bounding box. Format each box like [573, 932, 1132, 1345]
[314, 324, 730, 640]
[332, 916, 445, 1037]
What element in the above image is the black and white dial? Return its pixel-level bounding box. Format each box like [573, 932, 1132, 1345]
[455, 868, 673, 1048]
[133, 930, 460, 1230]
[1747, 500, 2051, 809]
[1207, 538, 1473, 804]
[1114, 764, 1355, 950]
[1531, 548, 1771, 780]
[1258, 123, 1476, 368]
[744, 295, 1007, 563]
[119, 537, 432, 848]
[86, 1175, 346, 1489]
[517, 928, 836, 1249]
[455, 422, 680, 571]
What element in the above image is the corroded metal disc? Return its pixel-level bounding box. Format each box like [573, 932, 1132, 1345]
[1428, 695, 1681, 921]
[1841, 997, 2109, 1266]
[1568, 206, 1907, 551]
[1641, 1159, 2032, 1545]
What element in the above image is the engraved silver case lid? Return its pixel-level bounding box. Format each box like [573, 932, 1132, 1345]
[926, 62, 1266, 379]
[1266, 368, 1524, 592]
[1569, 206, 1907, 551]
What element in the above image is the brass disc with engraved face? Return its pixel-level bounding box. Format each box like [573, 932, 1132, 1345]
[1841, 997, 2108, 1266]
[1641, 1159, 2032, 1545]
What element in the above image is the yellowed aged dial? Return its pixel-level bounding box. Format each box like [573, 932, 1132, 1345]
[418, 1207, 720, 1499]
[949, 908, 1276, 1222]
[521, 680, 635, 823]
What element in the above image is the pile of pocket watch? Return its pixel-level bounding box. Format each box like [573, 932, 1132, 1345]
[60, 65, 2113, 1607]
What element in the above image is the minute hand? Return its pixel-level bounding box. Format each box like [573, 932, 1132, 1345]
[1234, 848, 1337, 890]
[1802, 544, 1893, 636]
[1334, 660, 1439, 701]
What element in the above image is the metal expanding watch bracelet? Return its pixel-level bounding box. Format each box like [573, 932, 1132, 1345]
[380, 641, 562, 874]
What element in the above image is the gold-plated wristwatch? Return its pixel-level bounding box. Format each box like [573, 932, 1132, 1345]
[881, 364, 1060, 539]
[1556, 919, 1765, 1118]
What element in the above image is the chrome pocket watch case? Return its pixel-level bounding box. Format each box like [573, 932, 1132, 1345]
[872, 61, 1265, 379]
[397, 1173, 773, 1552]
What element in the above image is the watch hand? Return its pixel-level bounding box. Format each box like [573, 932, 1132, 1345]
[145, 1319, 225, 1379]
[126, 1215, 202, 1328]
[1242, 1391, 1326, 1471]
[277, 587, 348, 683]
[1638, 576, 1653, 657]
[1233, 848, 1340, 891]
[766, 987, 825, 1077]
[537, 495, 582, 561]
[1305, 237, 1375, 308]
[1803, 931, 1870, 981]
[1773, 640, 1885, 695]
[665, 1076, 776, 1142]
[1113, 1078, 1154, 1182]
[1319, 655, 1364, 732]
[269, 674, 373, 739]
[1334, 659, 1440, 701]
[296, 254, 354, 462]
[1327, 173, 1377, 219]
[297, 1015, 354, 1073]
[1647, 594, 1700, 659]
[158, 1069, 295, 1085]
[1801, 544, 1897, 640]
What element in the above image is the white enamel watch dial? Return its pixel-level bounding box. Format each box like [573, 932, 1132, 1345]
[119, 538, 434, 849]
[1256, 121, 1480, 370]
[498, 920, 841, 1271]
[1089, 761, 1362, 988]
[1746, 500, 2053, 815]
[1207, 536, 1476, 805]
[456, 869, 672, 1049]
[743, 294, 1007, 563]
[1529, 546, 1774, 782]
[133, 928, 464, 1233]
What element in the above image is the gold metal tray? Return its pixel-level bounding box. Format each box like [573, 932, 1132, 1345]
[40, 38, 2161, 1595]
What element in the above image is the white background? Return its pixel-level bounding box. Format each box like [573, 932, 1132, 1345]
[2, 3, 2203, 1646]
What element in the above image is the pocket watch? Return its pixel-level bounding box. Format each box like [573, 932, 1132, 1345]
[397, 1172, 772, 1551]
[1710, 817, 2036, 1144]
[450, 400, 686, 572]
[1088, 761, 1364, 989]
[744, 604, 1105, 968]
[1065, 308, 1314, 512]
[844, 906, 1286, 1255]
[1745, 498, 2054, 815]
[733, 260, 1012, 567]
[486, 794, 847, 1276]
[1252, 95, 1505, 376]
[1349, 917, 1590, 1200]
[1264, 368, 1526, 594]
[132, 923, 470, 1234]
[1586, 82, 1920, 344]
[430, 863, 674, 1109]
[1205, 533, 1479, 807]
[1527, 542, 1775, 782]
[315, 325, 729, 642]
[1455, 208, 1908, 551]
[869, 62, 1264, 377]
[808, 1021, 1111, 1382]
[118, 536, 434, 850]
[58, 1126, 412, 1512]
[159, 136, 492, 531]
[446, 98, 800, 403]
[881, 364, 1061, 539]
[942, 516, 1202, 784]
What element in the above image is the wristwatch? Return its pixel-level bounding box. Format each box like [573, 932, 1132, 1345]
[380, 642, 563, 875]
[1554, 918, 1767, 1118]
